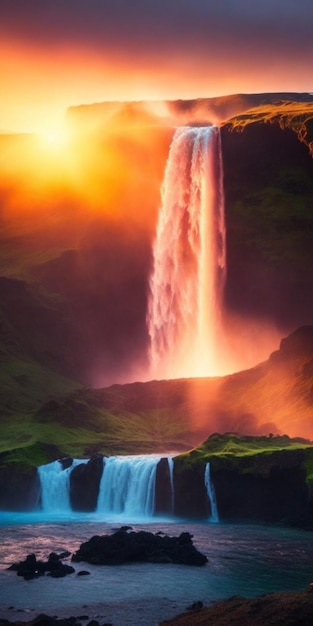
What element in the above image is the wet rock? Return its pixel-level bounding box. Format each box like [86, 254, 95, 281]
[72, 529, 208, 566]
[70, 456, 104, 511]
[9, 553, 75, 580]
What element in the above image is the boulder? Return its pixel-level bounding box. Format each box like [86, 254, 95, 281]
[72, 528, 208, 566]
[9, 552, 75, 580]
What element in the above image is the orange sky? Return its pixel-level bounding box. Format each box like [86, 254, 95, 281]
[1, 0, 313, 133]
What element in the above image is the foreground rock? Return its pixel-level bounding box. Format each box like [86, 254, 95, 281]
[72, 528, 208, 566]
[160, 588, 313, 625]
[0, 616, 108, 626]
[1, 588, 313, 626]
[8, 552, 74, 580]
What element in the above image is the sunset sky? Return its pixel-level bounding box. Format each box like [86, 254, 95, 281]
[1, 0, 313, 133]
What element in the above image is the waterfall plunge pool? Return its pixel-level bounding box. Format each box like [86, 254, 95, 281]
[1, 455, 312, 623]
[0, 518, 312, 625]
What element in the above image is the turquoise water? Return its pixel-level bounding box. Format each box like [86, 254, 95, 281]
[0, 517, 312, 624]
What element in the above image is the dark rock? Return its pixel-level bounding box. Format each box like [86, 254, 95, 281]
[47, 564, 75, 578]
[76, 570, 90, 576]
[0, 464, 40, 511]
[155, 457, 174, 515]
[173, 462, 209, 518]
[10, 553, 75, 579]
[70, 456, 104, 511]
[187, 601, 203, 611]
[56, 551, 71, 559]
[270, 326, 313, 362]
[213, 449, 313, 526]
[32, 614, 58, 626]
[59, 458, 73, 471]
[72, 529, 208, 566]
[221, 118, 313, 329]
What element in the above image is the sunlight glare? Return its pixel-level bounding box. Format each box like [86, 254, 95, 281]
[38, 127, 69, 151]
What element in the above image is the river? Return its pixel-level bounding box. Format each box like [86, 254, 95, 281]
[0, 513, 312, 625]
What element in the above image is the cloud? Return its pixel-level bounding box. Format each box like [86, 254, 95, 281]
[1, 0, 313, 132]
[2, 0, 313, 54]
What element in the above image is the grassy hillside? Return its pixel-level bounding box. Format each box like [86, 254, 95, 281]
[2, 326, 313, 468]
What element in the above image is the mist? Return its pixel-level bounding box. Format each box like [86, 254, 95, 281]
[0, 99, 312, 395]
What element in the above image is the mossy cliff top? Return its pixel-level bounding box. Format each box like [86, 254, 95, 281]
[223, 100, 313, 156]
[175, 432, 313, 489]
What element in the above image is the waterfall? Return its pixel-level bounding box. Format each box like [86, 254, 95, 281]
[38, 459, 87, 512]
[168, 457, 175, 513]
[147, 125, 226, 379]
[204, 462, 219, 523]
[96, 455, 161, 520]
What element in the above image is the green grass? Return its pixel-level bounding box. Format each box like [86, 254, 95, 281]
[0, 356, 80, 417]
[175, 433, 313, 477]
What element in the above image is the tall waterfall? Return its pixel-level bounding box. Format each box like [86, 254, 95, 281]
[204, 462, 219, 523]
[147, 125, 226, 379]
[97, 455, 161, 519]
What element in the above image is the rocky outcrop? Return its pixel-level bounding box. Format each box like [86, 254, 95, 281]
[72, 528, 208, 566]
[173, 436, 313, 528]
[0, 463, 40, 511]
[70, 455, 104, 511]
[212, 450, 312, 527]
[9, 552, 74, 580]
[173, 463, 209, 519]
[155, 457, 174, 515]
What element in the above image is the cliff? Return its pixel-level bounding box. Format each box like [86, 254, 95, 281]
[1, 93, 313, 468]
[174, 433, 313, 528]
[221, 101, 313, 329]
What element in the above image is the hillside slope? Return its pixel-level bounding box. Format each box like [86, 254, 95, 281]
[1, 326, 313, 466]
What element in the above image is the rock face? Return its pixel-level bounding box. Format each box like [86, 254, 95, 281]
[72, 528, 208, 566]
[173, 437, 313, 528]
[155, 457, 174, 515]
[1, 434, 313, 530]
[173, 463, 209, 519]
[221, 116, 313, 329]
[70, 455, 104, 511]
[212, 450, 312, 527]
[0, 464, 40, 511]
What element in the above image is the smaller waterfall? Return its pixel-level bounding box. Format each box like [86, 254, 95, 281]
[38, 459, 87, 512]
[204, 462, 219, 523]
[168, 457, 175, 513]
[97, 455, 161, 519]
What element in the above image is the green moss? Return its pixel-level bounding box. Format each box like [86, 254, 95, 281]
[0, 443, 61, 468]
[175, 433, 313, 476]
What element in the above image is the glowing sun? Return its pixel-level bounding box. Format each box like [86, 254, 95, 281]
[37, 128, 69, 151]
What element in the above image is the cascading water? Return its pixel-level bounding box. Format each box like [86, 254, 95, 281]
[38, 459, 88, 513]
[147, 125, 226, 379]
[96, 455, 161, 520]
[38, 456, 217, 522]
[168, 457, 175, 513]
[204, 462, 219, 523]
